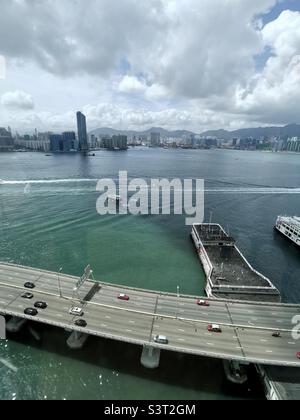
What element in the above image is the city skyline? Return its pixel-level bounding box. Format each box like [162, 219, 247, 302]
[0, 1, 300, 133]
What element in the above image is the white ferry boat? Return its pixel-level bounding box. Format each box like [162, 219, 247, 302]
[275, 216, 300, 247]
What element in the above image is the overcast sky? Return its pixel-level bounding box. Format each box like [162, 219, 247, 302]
[0, 0, 300, 133]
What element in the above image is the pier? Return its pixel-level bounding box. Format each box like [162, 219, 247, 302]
[191, 224, 281, 302]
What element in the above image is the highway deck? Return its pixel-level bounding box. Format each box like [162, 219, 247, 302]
[0, 262, 300, 367]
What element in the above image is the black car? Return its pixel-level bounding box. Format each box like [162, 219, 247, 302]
[21, 292, 34, 300]
[24, 282, 36, 289]
[24, 308, 38, 317]
[34, 301, 47, 310]
[75, 319, 87, 328]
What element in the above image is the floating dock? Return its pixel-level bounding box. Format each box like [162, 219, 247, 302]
[192, 224, 281, 302]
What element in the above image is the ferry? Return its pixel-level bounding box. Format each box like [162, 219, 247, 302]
[275, 216, 300, 247]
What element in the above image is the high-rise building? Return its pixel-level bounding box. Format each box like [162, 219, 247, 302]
[0, 127, 14, 151]
[76, 112, 88, 152]
[112, 135, 128, 150]
[62, 131, 76, 152]
[50, 134, 63, 152]
[150, 132, 160, 147]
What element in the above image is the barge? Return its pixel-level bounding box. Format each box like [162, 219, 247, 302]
[191, 224, 281, 302]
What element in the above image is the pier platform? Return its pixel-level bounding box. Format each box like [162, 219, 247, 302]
[192, 224, 281, 302]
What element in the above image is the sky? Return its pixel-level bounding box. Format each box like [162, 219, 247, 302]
[0, 0, 300, 134]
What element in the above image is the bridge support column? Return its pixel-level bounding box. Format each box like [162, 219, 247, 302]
[6, 317, 27, 333]
[66, 331, 89, 350]
[0, 315, 6, 340]
[140, 346, 161, 369]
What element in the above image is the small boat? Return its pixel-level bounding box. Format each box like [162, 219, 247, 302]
[107, 194, 121, 203]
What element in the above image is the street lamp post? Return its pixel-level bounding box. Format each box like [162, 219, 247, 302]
[58, 267, 63, 299]
[177, 285, 180, 319]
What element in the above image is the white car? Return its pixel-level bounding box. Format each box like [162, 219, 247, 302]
[154, 335, 169, 345]
[69, 307, 84, 317]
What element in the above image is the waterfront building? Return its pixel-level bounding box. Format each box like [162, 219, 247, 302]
[76, 111, 89, 152]
[62, 132, 76, 152]
[50, 134, 63, 152]
[150, 132, 160, 147]
[0, 127, 14, 151]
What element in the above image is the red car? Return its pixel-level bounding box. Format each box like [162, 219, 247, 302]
[118, 293, 130, 301]
[297, 352, 300, 360]
[208, 324, 222, 333]
[197, 299, 210, 307]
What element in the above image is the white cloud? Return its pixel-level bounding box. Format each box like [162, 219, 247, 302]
[118, 76, 146, 94]
[235, 10, 300, 124]
[145, 84, 169, 101]
[1, 90, 34, 110]
[1, 1, 300, 131]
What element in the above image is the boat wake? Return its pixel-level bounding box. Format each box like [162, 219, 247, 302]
[0, 179, 300, 194]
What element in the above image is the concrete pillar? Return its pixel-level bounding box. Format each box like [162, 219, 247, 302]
[66, 331, 89, 350]
[6, 317, 27, 333]
[141, 345, 161, 369]
[0, 315, 6, 339]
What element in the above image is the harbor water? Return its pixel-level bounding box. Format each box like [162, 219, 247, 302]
[0, 148, 299, 400]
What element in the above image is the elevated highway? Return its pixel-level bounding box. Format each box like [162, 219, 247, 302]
[0, 263, 300, 368]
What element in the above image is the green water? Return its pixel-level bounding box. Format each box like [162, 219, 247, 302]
[3, 148, 299, 399]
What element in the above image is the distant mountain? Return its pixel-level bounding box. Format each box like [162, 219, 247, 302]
[200, 124, 300, 140]
[90, 124, 300, 140]
[89, 126, 195, 138]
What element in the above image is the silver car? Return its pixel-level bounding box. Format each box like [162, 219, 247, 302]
[154, 335, 169, 345]
[69, 307, 84, 317]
